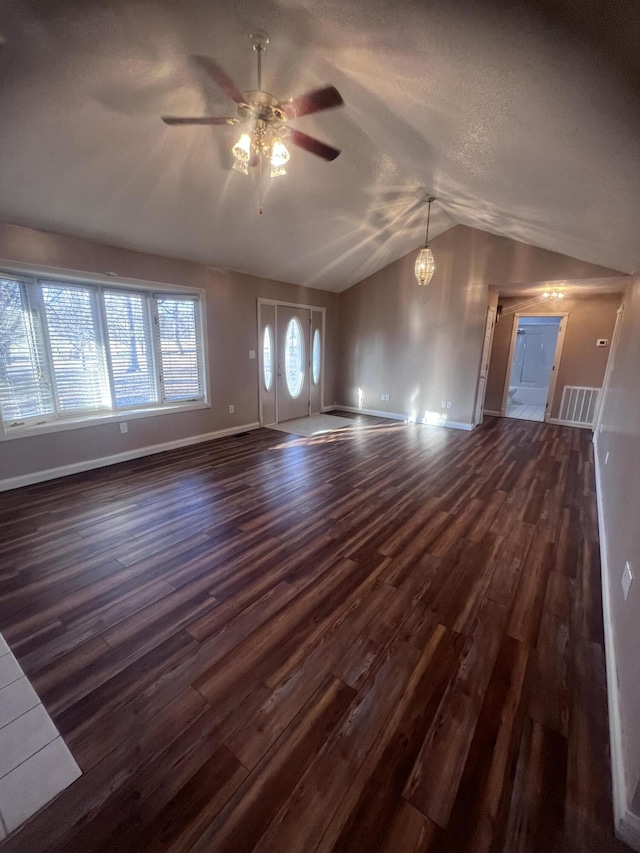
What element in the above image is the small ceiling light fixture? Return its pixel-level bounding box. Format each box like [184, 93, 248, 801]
[415, 196, 436, 286]
[542, 287, 565, 300]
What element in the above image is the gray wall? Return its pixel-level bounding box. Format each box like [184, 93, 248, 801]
[0, 224, 339, 482]
[594, 276, 640, 819]
[336, 224, 622, 426]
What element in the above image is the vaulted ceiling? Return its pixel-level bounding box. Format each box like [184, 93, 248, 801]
[0, 0, 637, 292]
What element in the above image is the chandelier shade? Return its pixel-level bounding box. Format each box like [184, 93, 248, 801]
[415, 246, 435, 286]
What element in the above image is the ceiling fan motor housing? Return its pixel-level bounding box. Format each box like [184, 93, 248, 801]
[237, 91, 288, 126]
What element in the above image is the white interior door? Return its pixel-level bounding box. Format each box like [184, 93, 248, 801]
[474, 306, 497, 425]
[276, 307, 311, 422]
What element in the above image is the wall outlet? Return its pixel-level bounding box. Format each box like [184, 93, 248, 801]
[380, 394, 390, 402]
[596, 339, 609, 347]
[119, 422, 128, 434]
[447, 401, 452, 409]
[622, 562, 633, 600]
[249, 350, 256, 359]
[605, 450, 610, 464]
[441, 401, 447, 409]
[228, 405, 234, 414]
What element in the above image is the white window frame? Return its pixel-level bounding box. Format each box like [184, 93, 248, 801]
[0, 264, 209, 441]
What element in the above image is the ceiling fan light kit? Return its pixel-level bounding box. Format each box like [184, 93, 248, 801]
[161, 30, 343, 202]
[415, 196, 436, 286]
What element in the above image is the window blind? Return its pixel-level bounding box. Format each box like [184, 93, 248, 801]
[157, 297, 204, 402]
[104, 291, 157, 408]
[0, 279, 54, 425]
[41, 284, 111, 412]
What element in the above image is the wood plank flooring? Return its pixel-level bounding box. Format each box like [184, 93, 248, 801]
[0, 413, 628, 852]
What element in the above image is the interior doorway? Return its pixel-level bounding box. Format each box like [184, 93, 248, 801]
[257, 299, 325, 426]
[501, 314, 566, 422]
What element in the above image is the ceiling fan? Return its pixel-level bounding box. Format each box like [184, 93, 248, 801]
[161, 30, 344, 180]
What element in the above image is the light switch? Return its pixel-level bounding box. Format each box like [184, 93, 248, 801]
[249, 350, 256, 359]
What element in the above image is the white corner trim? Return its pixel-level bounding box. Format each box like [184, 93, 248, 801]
[483, 409, 502, 417]
[547, 417, 593, 430]
[436, 419, 475, 431]
[593, 440, 640, 851]
[338, 405, 474, 431]
[0, 422, 261, 492]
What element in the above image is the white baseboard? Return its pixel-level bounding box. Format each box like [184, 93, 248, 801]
[338, 405, 406, 422]
[594, 439, 640, 851]
[548, 417, 593, 430]
[483, 409, 502, 417]
[0, 422, 261, 492]
[337, 405, 474, 431]
[322, 405, 337, 413]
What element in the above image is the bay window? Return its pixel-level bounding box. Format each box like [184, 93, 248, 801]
[0, 274, 206, 435]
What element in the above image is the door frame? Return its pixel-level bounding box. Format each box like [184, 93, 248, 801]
[499, 312, 568, 422]
[592, 303, 625, 436]
[257, 299, 326, 427]
[473, 305, 497, 426]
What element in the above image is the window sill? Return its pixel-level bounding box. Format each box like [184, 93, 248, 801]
[0, 401, 211, 441]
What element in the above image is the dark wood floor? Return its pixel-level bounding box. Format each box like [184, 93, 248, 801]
[0, 413, 628, 852]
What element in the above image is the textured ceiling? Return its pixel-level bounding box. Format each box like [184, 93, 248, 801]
[0, 0, 637, 292]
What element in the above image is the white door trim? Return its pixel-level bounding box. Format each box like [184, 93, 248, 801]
[474, 305, 497, 426]
[592, 304, 625, 437]
[500, 312, 568, 421]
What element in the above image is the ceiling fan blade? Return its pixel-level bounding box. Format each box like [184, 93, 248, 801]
[191, 55, 244, 104]
[289, 129, 341, 161]
[285, 85, 343, 118]
[162, 116, 233, 125]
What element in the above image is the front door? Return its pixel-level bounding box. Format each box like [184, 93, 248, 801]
[276, 307, 311, 422]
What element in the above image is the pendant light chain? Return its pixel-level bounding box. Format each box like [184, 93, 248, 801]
[424, 197, 432, 246]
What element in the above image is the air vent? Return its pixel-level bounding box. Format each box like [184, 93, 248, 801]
[558, 386, 600, 427]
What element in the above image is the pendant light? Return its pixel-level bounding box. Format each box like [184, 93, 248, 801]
[415, 196, 436, 286]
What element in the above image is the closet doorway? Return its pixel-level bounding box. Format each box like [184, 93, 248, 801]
[500, 314, 567, 422]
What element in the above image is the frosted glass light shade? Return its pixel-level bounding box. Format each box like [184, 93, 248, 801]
[232, 133, 252, 163]
[415, 245, 435, 286]
[270, 137, 289, 178]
